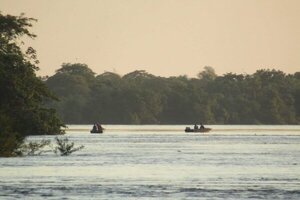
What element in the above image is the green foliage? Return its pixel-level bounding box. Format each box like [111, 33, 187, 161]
[197, 66, 217, 80]
[45, 65, 300, 125]
[54, 137, 84, 156]
[55, 63, 95, 80]
[0, 115, 23, 157]
[16, 139, 51, 156]
[0, 13, 64, 157]
[9, 137, 84, 157]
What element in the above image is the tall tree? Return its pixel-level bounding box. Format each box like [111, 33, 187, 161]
[46, 63, 95, 123]
[0, 13, 64, 157]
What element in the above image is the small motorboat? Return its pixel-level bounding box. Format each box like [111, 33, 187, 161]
[90, 129, 103, 134]
[185, 127, 211, 133]
[90, 123, 104, 134]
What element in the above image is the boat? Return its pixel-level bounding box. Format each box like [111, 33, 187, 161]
[185, 127, 211, 133]
[90, 123, 104, 134]
[90, 130, 103, 134]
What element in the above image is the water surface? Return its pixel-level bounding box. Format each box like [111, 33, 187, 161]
[0, 125, 300, 199]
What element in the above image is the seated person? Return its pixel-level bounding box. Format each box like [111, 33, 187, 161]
[194, 124, 199, 130]
[96, 123, 103, 131]
[200, 124, 205, 129]
[92, 124, 98, 131]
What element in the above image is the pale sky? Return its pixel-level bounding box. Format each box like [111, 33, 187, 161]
[1, 0, 300, 77]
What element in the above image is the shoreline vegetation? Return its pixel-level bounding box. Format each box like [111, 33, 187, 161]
[0, 13, 299, 157]
[45, 64, 300, 125]
[0, 13, 64, 157]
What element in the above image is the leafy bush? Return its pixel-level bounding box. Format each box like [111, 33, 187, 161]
[54, 137, 84, 156]
[16, 139, 51, 156]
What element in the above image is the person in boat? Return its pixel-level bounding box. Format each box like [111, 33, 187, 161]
[194, 124, 199, 130]
[96, 123, 103, 131]
[92, 123, 98, 132]
[200, 123, 205, 129]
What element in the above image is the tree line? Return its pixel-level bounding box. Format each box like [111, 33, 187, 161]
[1, 12, 299, 157]
[45, 64, 300, 125]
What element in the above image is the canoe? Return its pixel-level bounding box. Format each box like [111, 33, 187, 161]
[185, 127, 211, 133]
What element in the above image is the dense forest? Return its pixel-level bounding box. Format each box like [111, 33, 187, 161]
[45, 64, 300, 125]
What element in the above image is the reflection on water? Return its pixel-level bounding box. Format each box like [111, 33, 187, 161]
[0, 125, 300, 199]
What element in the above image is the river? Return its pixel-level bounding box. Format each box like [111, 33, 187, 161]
[0, 125, 300, 199]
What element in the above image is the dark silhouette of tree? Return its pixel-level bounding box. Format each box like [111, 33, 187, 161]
[0, 13, 64, 157]
[45, 65, 300, 125]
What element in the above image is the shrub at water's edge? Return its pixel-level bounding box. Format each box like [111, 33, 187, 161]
[0, 13, 65, 157]
[14, 137, 84, 156]
[16, 139, 51, 156]
[54, 137, 84, 156]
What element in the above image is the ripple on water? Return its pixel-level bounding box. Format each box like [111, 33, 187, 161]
[0, 125, 299, 199]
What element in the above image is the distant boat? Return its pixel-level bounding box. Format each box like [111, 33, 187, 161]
[185, 127, 211, 133]
[90, 124, 104, 134]
[90, 129, 103, 134]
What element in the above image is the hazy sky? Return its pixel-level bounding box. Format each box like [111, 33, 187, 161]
[1, 0, 300, 77]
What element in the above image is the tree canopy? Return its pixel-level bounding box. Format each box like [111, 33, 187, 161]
[45, 64, 300, 125]
[0, 13, 64, 157]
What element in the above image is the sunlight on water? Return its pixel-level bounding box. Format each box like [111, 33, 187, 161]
[0, 125, 300, 199]
[66, 124, 300, 135]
